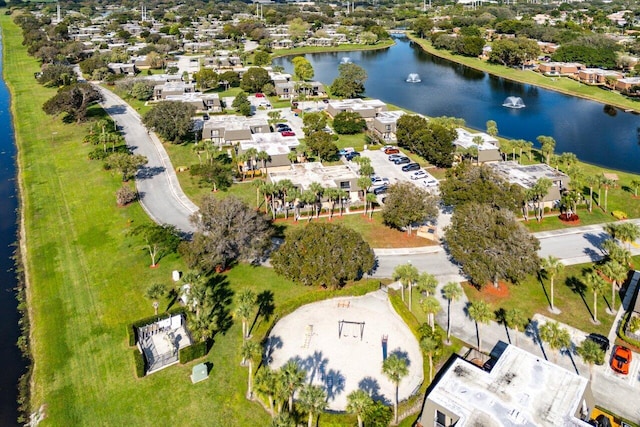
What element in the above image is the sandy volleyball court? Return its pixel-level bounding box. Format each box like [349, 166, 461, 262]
[266, 290, 423, 410]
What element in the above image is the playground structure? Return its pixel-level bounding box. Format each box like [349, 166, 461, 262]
[266, 291, 423, 410]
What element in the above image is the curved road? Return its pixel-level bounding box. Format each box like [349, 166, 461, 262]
[98, 87, 198, 234]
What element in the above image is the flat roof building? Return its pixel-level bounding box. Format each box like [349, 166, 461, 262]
[490, 161, 570, 205]
[417, 344, 594, 427]
[453, 128, 502, 163]
[268, 162, 361, 202]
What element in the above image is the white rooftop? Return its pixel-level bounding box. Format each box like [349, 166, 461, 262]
[328, 98, 387, 111]
[269, 162, 359, 191]
[375, 110, 405, 124]
[427, 345, 591, 427]
[204, 115, 269, 131]
[240, 133, 300, 156]
[490, 161, 568, 190]
[454, 128, 499, 151]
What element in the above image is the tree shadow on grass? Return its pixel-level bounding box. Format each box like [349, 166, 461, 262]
[565, 275, 594, 321]
[537, 271, 552, 309]
[248, 290, 275, 337]
[208, 273, 234, 336]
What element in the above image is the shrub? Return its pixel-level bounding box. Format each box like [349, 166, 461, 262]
[133, 349, 146, 378]
[612, 210, 627, 220]
[179, 340, 208, 364]
[116, 186, 138, 206]
[88, 148, 110, 160]
[630, 315, 640, 334]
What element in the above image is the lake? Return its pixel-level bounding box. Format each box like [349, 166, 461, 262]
[274, 37, 640, 174]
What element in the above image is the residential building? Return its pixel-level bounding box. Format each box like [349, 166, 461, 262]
[615, 76, 640, 92]
[453, 128, 501, 163]
[577, 68, 622, 86]
[538, 62, 585, 76]
[326, 98, 388, 119]
[416, 344, 594, 427]
[107, 62, 137, 76]
[164, 92, 222, 113]
[202, 115, 270, 146]
[154, 82, 196, 100]
[268, 162, 362, 203]
[238, 133, 301, 169]
[490, 161, 570, 208]
[372, 110, 405, 141]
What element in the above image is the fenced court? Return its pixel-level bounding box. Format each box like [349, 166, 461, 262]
[266, 290, 423, 410]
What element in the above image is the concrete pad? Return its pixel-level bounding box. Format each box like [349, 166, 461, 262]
[266, 290, 423, 410]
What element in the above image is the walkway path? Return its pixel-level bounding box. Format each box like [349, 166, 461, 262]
[97, 86, 198, 234]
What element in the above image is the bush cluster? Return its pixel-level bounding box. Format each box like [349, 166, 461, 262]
[179, 340, 208, 364]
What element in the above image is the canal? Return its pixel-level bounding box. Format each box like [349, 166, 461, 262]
[0, 32, 24, 426]
[274, 36, 640, 174]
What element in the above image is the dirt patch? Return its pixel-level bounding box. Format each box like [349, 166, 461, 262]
[463, 280, 510, 304]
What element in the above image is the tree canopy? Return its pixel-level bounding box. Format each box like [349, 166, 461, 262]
[445, 202, 540, 288]
[292, 56, 314, 81]
[182, 196, 273, 271]
[330, 63, 367, 99]
[382, 182, 438, 233]
[42, 83, 102, 122]
[333, 111, 366, 134]
[439, 163, 524, 212]
[143, 101, 197, 143]
[240, 67, 272, 93]
[395, 115, 457, 168]
[271, 222, 375, 288]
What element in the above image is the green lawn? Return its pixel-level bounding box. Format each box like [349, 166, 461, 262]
[463, 260, 629, 337]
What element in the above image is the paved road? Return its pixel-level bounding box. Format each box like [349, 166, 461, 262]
[98, 87, 198, 234]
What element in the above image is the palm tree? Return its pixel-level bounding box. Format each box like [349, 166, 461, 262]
[532, 178, 552, 222]
[585, 175, 596, 212]
[617, 222, 640, 250]
[366, 193, 377, 219]
[420, 296, 441, 332]
[337, 189, 348, 216]
[540, 255, 564, 313]
[241, 339, 262, 398]
[503, 307, 527, 346]
[300, 190, 317, 222]
[467, 301, 493, 352]
[392, 263, 419, 306]
[280, 360, 306, 413]
[420, 335, 441, 382]
[538, 321, 571, 363]
[631, 178, 640, 197]
[442, 282, 462, 344]
[417, 272, 438, 327]
[237, 152, 249, 180]
[278, 179, 295, 219]
[255, 179, 266, 210]
[297, 384, 327, 427]
[601, 239, 632, 267]
[254, 368, 278, 415]
[600, 176, 615, 212]
[486, 120, 498, 137]
[324, 187, 339, 220]
[245, 147, 259, 177]
[598, 260, 627, 312]
[235, 289, 256, 339]
[537, 135, 556, 165]
[257, 150, 271, 175]
[577, 339, 604, 381]
[346, 389, 372, 427]
[583, 271, 607, 324]
[308, 182, 324, 218]
[145, 283, 166, 315]
[287, 150, 298, 165]
[382, 354, 409, 424]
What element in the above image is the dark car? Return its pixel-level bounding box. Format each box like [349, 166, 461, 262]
[593, 415, 612, 427]
[401, 163, 420, 172]
[393, 156, 410, 165]
[586, 333, 610, 353]
[373, 185, 388, 195]
[345, 151, 361, 161]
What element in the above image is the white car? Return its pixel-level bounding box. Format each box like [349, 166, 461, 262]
[410, 170, 428, 180]
[371, 177, 390, 187]
[421, 179, 439, 187]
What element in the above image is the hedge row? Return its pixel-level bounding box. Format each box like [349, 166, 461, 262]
[126, 306, 188, 346]
[179, 340, 208, 364]
[133, 350, 146, 378]
[618, 310, 640, 350]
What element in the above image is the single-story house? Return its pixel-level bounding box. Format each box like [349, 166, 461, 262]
[107, 62, 137, 76]
[577, 68, 622, 85]
[164, 92, 222, 112]
[615, 76, 640, 92]
[154, 82, 196, 100]
[490, 161, 570, 208]
[238, 133, 301, 169]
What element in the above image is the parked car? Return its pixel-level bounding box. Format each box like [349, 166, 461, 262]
[410, 170, 428, 180]
[422, 179, 438, 187]
[339, 148, 355, 157]
[345, 151, 361, 161]
[402, 163, 421, 172]
[586, 333, 610, 352]
[275, 123, 290, 130]
[393, 156, 411, 165]
[371, 177, 390, 187]
[383, 147, 400, 155]
[255, 93, 265, 98]
[388, 154, 403, 161]
[280, 131, 296, 137]
[373, 185, 388, 195]
[610, 345, 632, 374]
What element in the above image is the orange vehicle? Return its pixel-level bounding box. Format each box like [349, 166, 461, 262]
[383, 147, 400, 155]
[610, 345, 632, 375]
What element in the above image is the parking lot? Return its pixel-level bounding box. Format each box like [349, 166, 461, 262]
[360, 148, 439, 194]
